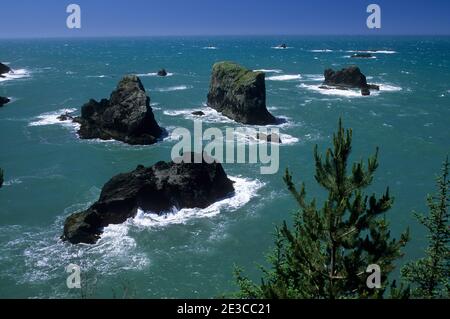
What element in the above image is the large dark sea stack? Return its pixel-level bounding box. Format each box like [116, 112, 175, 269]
[207, 61, 277, 125]
[62, 153, 235, 244]
[323, 66, 379, 96]
[0, 62, 11, 76]
[0, 97, 10, 107]
[74, 75, 162, 145]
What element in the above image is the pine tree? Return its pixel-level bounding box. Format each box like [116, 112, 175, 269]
[0, 168, 3, 188]
[401, 157, 449, 299]
[235, 119, 409, 299]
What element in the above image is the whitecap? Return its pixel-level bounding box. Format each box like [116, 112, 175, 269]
[266, 74, 302, 81]
[87, 75, 107, 78]
[302, 74, 324, 82]
[310, 49, 333, 53]
[346, 50, 397, 54]
[254, 69, 282, 74]
[203, 46, 218, 50]
[374, 83, 403, 92]
[271, 46, 293, 50]
[152, 85, 192, 92]
[136, 72, 174, 77]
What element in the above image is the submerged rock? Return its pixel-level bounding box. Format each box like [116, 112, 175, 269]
[351, 53, 374, 59]
[0, 62, 11, 76]
[256, 133, 282, 144]
[323, 66, 378, 96]
[157, 69, 168, 77]
[62, 153, 235, 244]
[207, 61, 277, 125]
[192, 111, 205, 116]
[74, 75, 163, 145]
[57, 112, 74, 121]
[0, 96, 10, 107]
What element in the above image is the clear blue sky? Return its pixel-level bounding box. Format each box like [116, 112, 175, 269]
[1, 0, 450, 38]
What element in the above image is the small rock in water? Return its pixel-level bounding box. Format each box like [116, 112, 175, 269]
[157, 69, 168, 77]
[257, 132, 282, 144]
[192, 111, 205, 116]
[57, 112, 73, 121]
[361, 87, 371, 96]
[0, 96, 10, 107]
[351, 53, 374, 58]
[322, 66, 378, 96]
[0, 62, 11, 75]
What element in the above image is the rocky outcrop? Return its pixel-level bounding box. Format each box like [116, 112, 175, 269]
[207, 61, 277, 125]
[0, 97, 10, 107]
[323, 66, 379, 96]
[62, 153, 235, 244]
[73, 75, 163, 145]
[192, 111, 205, 116]
[157, 69, 168, 77]
[0, 62, 11, 77]
[256, 132, 282, 144]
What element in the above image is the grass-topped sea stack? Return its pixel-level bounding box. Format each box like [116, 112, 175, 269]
[207, 61, 277, 125]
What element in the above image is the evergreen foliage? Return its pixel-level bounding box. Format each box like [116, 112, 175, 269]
[235, 119, 409, 299]
[401, 157, 449, 299]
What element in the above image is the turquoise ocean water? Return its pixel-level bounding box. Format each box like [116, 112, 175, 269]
[0, 36, 449, 298]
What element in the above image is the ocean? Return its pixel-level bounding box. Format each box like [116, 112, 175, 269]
[0, 36, 449, 298]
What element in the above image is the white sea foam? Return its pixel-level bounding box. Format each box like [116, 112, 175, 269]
[271, 46, 293, 50]
[345, 55, 377, 59]
[267, 74, 302, 81]
[152, 85, 192, 92]
[302, 74, 324, 82]
[125, 176, 264, 228]
[136, 72, 174, 77]
[87, 75, 107, 78]
[375, 83, 403, 92]
[203, 46, 218, 50]
[346, 50, 397, 54]
[0, 68, 31, 82]
[254, 69, 282, 74]
[298, 83, 363, 97]
[164, 106, 235, 124]
[232, 127, 299, 145]
[310, 49, 333, 53]
[28, 108, 79, 128]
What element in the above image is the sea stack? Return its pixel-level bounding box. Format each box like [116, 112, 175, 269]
[0, 97, 10, 107]
[62, 153, 235, 244]
[74, 75, 163, 145]
[322, 66, 380, 96]
[0, 62, 11, 77]
[207, 61, 277, 125]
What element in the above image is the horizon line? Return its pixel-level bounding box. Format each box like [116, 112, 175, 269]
[1, 33, 450, 40]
